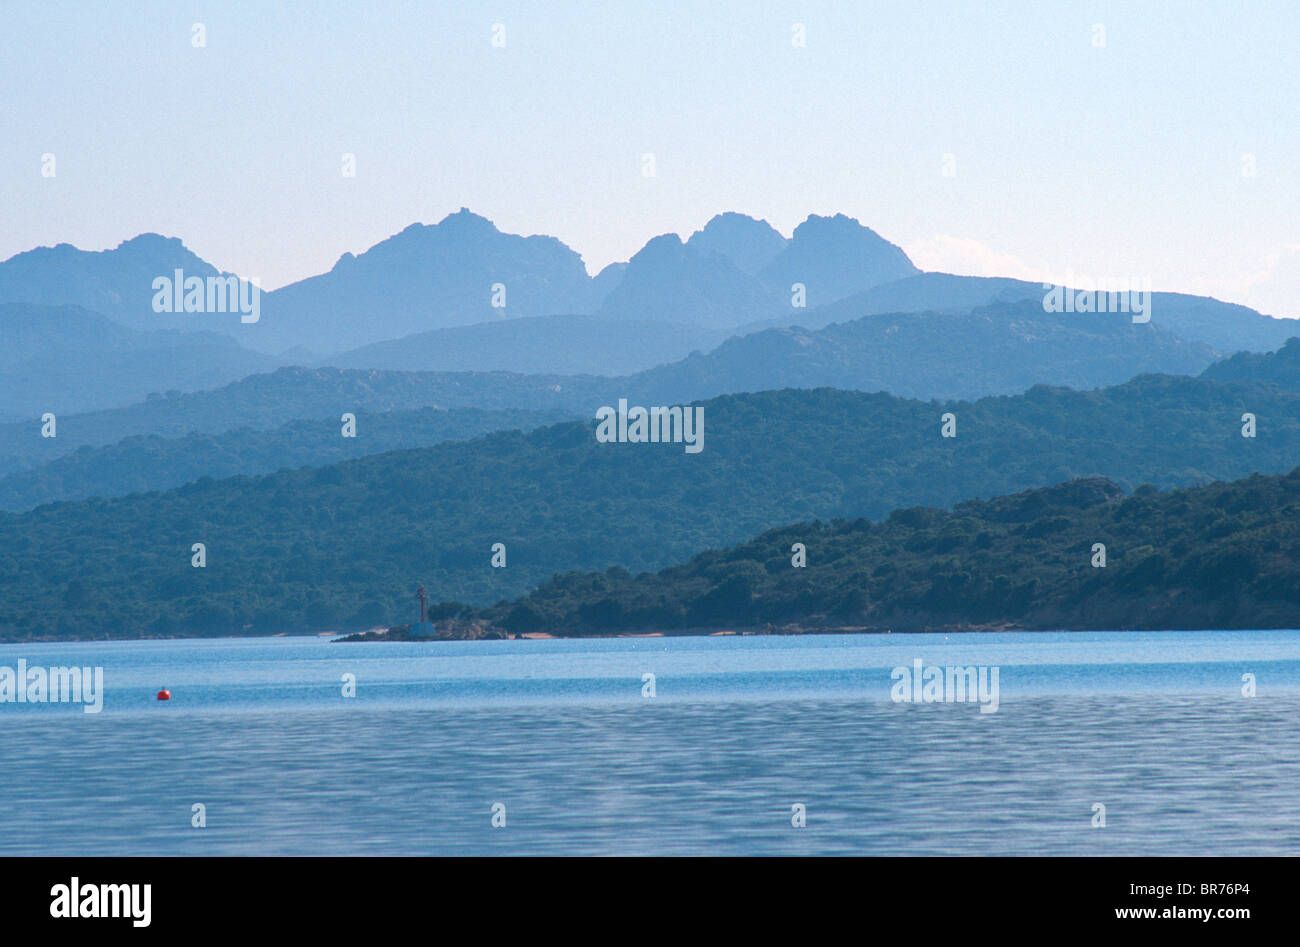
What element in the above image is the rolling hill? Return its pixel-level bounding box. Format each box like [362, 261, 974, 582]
[469, 469, 1300, 635]
[0, 303, 280, 419]
[324, 313, 731, 376]
[772, 272, 1298, 353]
[2, 374, 1297, 640]
[620, 299, 1220, 402]
[5, 295, 1289, 502]
[0, 365, 603, 478]
[0, 405, 570, 512]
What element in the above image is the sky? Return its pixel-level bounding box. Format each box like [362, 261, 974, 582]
[2, 0, 1297, 316]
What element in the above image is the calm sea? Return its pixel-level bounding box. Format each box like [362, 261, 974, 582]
[1, 630, 1297, 855]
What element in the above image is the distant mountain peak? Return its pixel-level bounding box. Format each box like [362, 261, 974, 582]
[632, 232, 686, 258]
[757, 212, 919, 306]
[686, 213, 788, 274]
[598, 231, 776, 328]
[435, 207, 499, 232]
[690, 211, 783, 237]
[791, 212, 881, 239]
[115, 232, 186, 251]
[110, 233, 202, 264]
[258, 210, 598, 351]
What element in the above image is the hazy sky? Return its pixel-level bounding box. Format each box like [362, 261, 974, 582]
[3, 1, 1297, 316]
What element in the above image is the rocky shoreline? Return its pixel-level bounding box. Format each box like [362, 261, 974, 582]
[331, 620, 1026, 642]
[334, 618, 510, 642]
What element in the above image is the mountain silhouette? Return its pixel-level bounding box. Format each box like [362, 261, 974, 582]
[685, 212, 789, 274]
[0, 234, 237, 332]
[757, 213, 919, 307]
[255, 208, 599, 353]
[4, 211, 1294, 377]
[596, 232, 781, 327]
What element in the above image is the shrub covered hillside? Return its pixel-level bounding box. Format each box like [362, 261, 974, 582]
[1, 375, 1297, 640]
[0, 405, 571, 512]
[477, 470, 1300, 635]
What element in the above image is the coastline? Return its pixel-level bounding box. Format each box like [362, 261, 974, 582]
[4, 621, 1295, 647]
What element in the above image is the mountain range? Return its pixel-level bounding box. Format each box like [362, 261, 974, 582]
[0, 234, 232, 332]
[0, 293, 1270, 508]
[5, 209, 1300, 641]
[4, 210, 1296, 420]
[0, 209, 920, 357]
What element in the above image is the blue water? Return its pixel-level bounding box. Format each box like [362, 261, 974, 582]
[1, 630, 1298, 855]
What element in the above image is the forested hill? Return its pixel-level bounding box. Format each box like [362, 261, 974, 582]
[474, 470, 1300, 635]
[4, 304, 1287, 494]
[1201, 337, 1300, 387]
[0, 365, 601, 476]
[618, 299, 1219, 403]
[1, 373, 1298, 640]
[0, 405, 570, 512]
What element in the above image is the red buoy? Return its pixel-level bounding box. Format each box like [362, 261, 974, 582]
[157, 689, 171, 701]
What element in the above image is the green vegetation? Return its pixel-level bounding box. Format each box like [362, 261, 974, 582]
[1201, 336, 1300, 387]
[0, 365, 601, 477]
[1, 375, 1296, 640]
[473, 470, 1300, 634]
[0, 405, 569, 511]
